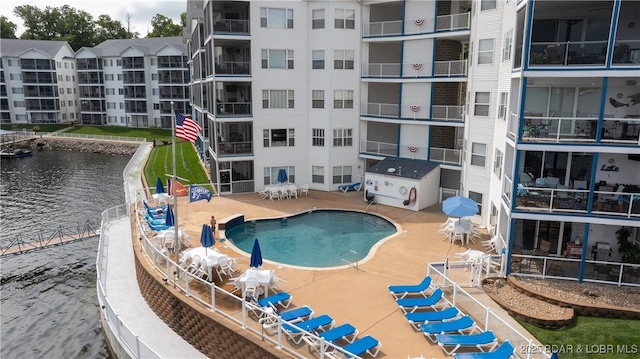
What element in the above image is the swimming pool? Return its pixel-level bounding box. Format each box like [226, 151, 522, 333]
[224, 210, 397, 268]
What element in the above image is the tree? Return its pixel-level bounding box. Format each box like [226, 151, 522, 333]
[14, 5, 95, 50]
[94, 15, 131, 44]
[0, 15, 17, 39]
[146, 14, 182, 38]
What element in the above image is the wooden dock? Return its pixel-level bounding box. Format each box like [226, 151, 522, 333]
[1, 221, 99, 256]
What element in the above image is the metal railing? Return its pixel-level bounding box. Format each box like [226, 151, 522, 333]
[213, 19, 249, 33]
[431, 105, 464, 121]
[529, 40, 608, 67]
[360, 140, 397, 156]
[340, 250, 359, 270]
[502, 176, 513, 205]
[438, 187, 459, 203]
[215, 61, 251, 75]
[427, 261, 547, 359]
[361, 102, 399, 118]
[363, 12, 470, 37]
[217, 141, 252, 155]
[45, 132, 146, 143]
[434, 60, 468, 76]
[429, 147, 462, 165]
[362, 60, 467, 78]
[216, 102, 252, 116]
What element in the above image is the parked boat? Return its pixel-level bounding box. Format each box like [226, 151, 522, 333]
[0, 148, 34, 159]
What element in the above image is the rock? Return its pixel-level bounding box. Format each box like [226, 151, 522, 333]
[27, 138, 139, 156]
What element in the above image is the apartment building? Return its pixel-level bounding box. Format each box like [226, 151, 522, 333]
[186, 0, 639, 285]
[0, 39, 78, 124]
[75, 37, 189, 127]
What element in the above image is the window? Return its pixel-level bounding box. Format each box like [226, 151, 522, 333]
[264, 166, 296, 185]
[58, 75, 63, 81]
[478, 39, 494, 64]
[107, 102, 116, 109]
[153, 103, 160, 110]
[312, 128, 325, 146]
[332, 166, 352, 184]
[8, 59, 19, 66]
[312, 90, 324, 108]
[64, 63, 68, 69]
[152, 88, 159, 96]
[68, 100, 73, 106]
[335, 9, 355, 29]
[471, 142, 487, 167]
[312, 50, 324, 69]
[65, 75, 71, 81]
[481, 0, 497, 11]
[333, 128, 353, 146]
[117, 74, 122, 81]
[260, 7, 294, 29]
[334, 50, 354, 69]
[104, 59, 112, 66]
[262, 89, 294, 109]
[11, 87, 23, 94]
[261, 49, 294, 69]
[105, 74, 114, 81]
[66, 88, 72, 94]
[502, 30, 512, 62]
[469, 191, 483, 214]
[13, 101, 25, 107]
[118, 88, 124, 95]
[120, 102, 124, 109]
[312, 166, 324, 183]
[498, 92, 507, 120]
[493, 149, 503, 177]
[106, 88, 115, 95]
[334, 90, 354, 109]
[56, 61, 61, 68]
[152, 74, 158, 80]
[263, 128, 295, 147]
[474, 92, 490, 116]
[10, 74, 21, 80]
[312, 9, 324, 29]
[60, 101, 65, 107]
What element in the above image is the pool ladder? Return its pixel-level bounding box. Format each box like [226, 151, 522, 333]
[340, 250, 359, 270]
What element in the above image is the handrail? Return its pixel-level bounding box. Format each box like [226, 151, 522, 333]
[340, 250, 359, 270]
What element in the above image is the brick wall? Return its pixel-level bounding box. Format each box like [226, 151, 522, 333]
[431, 127, 457, 148]
[432, 83, 460, 106]
[435, 40, 462, 61]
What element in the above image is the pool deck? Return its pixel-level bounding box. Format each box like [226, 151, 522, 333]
[158, 190, 540, 358]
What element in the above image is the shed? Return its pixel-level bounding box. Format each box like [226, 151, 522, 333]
[364, 158, 441, 211]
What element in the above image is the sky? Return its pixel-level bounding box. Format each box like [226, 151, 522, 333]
[1, 0, 186, 37]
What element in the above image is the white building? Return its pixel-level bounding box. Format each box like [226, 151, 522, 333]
[186, 0, 640, 285]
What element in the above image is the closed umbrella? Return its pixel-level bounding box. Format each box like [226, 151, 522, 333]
[277, 168, 288, 184]
[442, 196, 479, 218]
[250, 238, 263, 268]
[156, 177, 164, 194]
[200, 224, 215, 255]
[165, 204, 175, 227]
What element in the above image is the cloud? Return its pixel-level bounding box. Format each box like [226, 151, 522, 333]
[114, 1, 185, 35]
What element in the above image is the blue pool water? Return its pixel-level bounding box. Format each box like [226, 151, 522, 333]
[225, 210, 397, 268]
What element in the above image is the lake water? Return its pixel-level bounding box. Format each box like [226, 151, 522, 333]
[1, 150, 130, 359]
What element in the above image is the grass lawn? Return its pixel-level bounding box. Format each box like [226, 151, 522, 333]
[144, 141, 214, 194]
[518, 317, 640, 358]
[66, 125, 172, 142]
[1, 124, 69, 132]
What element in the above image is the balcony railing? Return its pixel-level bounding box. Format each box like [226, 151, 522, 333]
[216, 102, 252, 116]
[429, 147, 461, 165]
[213, 19, 249, 34]
[433, 60, 467, 76]
[503, 175, 513, 205]
[363, 12, 469, 37]
[215, 61, 251, 76]
[431, 105, 464, 121]
[401, 104, 430, 120]
[592, 190, 640, 218]
[360, 140, 397, 157]
[612, 40, 640, 65]
[508, 113, 519, 139]
[361, 102, 399, 118]
[363, 60, 467, 78]
[521, 116, 598, 143]
[217, 141, 252, 155]
[516, 187, 589, 213]
[529, 40, 608, 67]
[601, 118, 640, 145]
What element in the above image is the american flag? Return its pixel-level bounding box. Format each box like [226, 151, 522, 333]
[175, 112, 202, 142]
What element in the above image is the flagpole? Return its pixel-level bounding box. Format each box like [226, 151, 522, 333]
[171, 101, 180, 268]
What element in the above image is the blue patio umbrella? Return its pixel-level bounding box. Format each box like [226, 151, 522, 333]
[200, 224, 215, 255]
[164, 204, 175, 227]
[442, 196, 479, 218]
[277, 168, 288, 184]
[550, 352, 558, 359]
[250, 238, 263, 268]
[156, 177, 164, 194]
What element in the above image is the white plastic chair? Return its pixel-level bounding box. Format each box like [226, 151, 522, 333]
[300, 184, 309, 197]
[187, 255, 202, 274]
[258, 187, 269, 200]
[279, 187, 290, 200]
[268, 187, 280, 201]
[243, 277, 260, 300]
[194, 261, 211, 282]
[289, 187, 298, 199]
[216, 256, 235, 281]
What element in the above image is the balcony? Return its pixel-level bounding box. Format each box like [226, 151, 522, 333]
[360, 140, 397, 157]
[361, 102, 399, 118]
[213, 19, 249, 34]
[215, 61, 250, 76]
[362, 60, 467, 78]
[601, 118, 640, 145]
[592, 189, 640, 218]
[363, 13, 470, 37]
[429, 147, 461, 166]
[431, 105, 464, 121]
[612, 40, 640, 65]
[529, 41, 608, 67]
[521, 116, 598, 143]
[218, 141, 252, 155]
[216, 102, 251, 117]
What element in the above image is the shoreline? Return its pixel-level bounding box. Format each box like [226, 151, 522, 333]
[24, 137, 139, 156]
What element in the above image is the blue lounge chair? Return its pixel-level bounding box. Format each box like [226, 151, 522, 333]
[146, 222, 170, 231]
[388, 276, 433, 299]
[405, 306, 461, 330]
[420, 315, 477, 343]
[282, 314, 335, 344]
[453, 340, 516, 359]
[396, 288, 445, 313]
[436, 331, 499, 355]
[280, 305, 314, 323]
[326, 335, 382, 358]
[143, 200, 166, 212]
[338, 182, 362, 193]
[302, 323, 359, 352]
[258, 292, 293, 310]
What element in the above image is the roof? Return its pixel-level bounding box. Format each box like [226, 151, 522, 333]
[366, 157, 440, 180]
[92, 37, 186, 56]
[0, 39, 70, 57]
